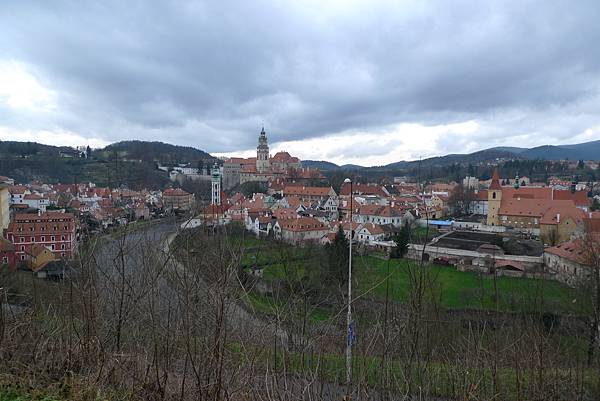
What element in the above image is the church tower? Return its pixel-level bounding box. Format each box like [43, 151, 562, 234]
[487, 168, 502, 226]
[256, 126, 270, 173]
[211, 163, 221, 206]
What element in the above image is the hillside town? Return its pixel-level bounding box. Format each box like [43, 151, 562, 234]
[191, 129, 599, 288]
[2, 128, 600, 288]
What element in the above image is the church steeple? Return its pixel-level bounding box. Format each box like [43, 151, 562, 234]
[487, 168, 503, 226]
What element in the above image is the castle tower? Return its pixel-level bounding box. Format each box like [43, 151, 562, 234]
[256, 126, 270, 173]
[211, 163, 221, 206]
[487, 168, 502, 226]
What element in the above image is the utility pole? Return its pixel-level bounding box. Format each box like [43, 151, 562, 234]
[344, 177, 354, 399]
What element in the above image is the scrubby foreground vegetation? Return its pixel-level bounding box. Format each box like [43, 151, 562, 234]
[1, 222, 599, 400]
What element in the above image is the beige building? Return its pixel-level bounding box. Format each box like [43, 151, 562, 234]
[163, 188, 194, 211]
[544, 234, 599, 286]
[0, 184, 10, 233]
[272, 217, 329, 244]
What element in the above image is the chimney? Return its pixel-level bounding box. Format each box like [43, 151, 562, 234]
[37, 209, 41, 216]
[556, 213, 560, 223]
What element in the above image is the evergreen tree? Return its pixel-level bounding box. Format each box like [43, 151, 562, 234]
[392, 223, 410, 258]
[326, 224, 349, 285]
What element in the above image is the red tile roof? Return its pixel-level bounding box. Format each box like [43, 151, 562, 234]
[539, 205, 586, 225]
[272, 208, 298, 219]
[545, 235, 600, 265]
[272, 151, 299, 162]
[498, 199, 574, 219]
[277, 217, 327, 232]
[283, 186, 334, 197]
[360, 223, 385, 235]
[163, 188, 191, 197]
[357, 204, 403, 217]
[553, 189, 590, 207]
[340, 182, 387, 197]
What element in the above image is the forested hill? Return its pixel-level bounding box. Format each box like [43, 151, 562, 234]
[0, 140, 217, 188]
[0, 141, 73, 157]
[101, 140, 217, 164]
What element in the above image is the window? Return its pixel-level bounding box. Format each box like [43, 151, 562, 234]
[51, 236, 55, 241]
[41, 236, 45, 242]
[20, 237, 24, 242]
[20, 246, 24, 251]
[61, 252, 65, 257]
[61, 244, 65, 250]
[61, 235, 65, 240]
[51, 244, 55, 250]
[2, 256, 7, 264]
[31, 237, 35, 242]
[492, 192, 496, 199]
[21, 255, 25, 261]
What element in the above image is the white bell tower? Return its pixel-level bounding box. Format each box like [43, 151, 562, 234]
[211, 163, 221, 205]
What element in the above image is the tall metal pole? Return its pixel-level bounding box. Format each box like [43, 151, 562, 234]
[345, 178, 353, 399]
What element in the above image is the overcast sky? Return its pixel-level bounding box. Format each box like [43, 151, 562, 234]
[1, 0, 600, 166]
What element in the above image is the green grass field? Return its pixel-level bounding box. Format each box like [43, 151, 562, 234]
[354, 256, 585, 314]
[238, 231, 584, 315]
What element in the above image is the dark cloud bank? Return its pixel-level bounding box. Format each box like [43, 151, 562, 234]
[1, 0, 600, 163]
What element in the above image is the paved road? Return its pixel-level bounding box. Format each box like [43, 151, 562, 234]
[91, 218, 288, 346]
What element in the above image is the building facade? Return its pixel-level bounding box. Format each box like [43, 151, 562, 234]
[5, 212, 78, 264]
[163, 188, 194, 211]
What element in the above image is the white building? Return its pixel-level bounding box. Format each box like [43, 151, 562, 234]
[22, 194, 49, 213]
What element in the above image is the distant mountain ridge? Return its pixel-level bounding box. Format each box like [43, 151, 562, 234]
[302, 160, 340, 171]
[303, 139, 600, 171]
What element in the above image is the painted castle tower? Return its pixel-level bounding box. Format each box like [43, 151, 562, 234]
[256, 127, 270, 173]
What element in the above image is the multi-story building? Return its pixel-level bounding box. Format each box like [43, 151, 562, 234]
[5, 212, 78, 264]
[354, 204, 405, 227]
[22, 193, 49, 213]
[282, 185, 337, 204]
[8, 185, 28, 205]
[162, 188, 194, 211]
[272, 217, 329, 244]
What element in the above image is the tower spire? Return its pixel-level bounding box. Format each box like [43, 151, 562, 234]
[489, 168, 501, 190]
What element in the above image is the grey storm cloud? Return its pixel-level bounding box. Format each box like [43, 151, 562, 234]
[1, 0, 600, 158]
